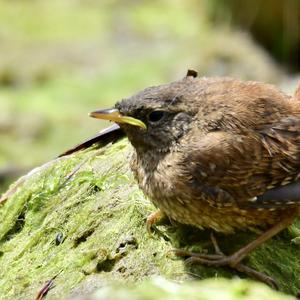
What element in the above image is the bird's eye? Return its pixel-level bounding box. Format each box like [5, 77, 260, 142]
[148, 110, 166, 123]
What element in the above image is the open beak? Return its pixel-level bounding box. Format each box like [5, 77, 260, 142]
[89, 108, 147, 130]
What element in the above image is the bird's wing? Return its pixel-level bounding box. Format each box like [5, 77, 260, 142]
[59, 124, 124, 157]
[184, 116, 300, 209]
[252, 116, 300, 208]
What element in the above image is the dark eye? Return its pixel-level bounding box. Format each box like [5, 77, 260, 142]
[148, 110, 166, 123]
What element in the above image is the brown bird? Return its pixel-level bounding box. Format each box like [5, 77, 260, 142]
[63, 70, 300, 288]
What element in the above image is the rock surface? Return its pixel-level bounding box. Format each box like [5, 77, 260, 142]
[0, 139, 300, 299]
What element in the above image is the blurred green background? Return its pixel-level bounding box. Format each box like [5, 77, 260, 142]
[0, 0, 299, 192]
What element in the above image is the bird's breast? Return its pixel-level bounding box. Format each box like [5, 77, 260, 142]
[131, 150, 284, 234]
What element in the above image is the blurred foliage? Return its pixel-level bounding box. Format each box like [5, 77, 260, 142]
[209, 0, 300, 71]
[0, 0, 204, 168]
[0, 0, 292, 190]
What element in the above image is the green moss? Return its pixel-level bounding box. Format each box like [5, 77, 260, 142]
[0, 139, 300, 299]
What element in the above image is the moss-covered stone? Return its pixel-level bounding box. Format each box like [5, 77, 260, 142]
[0, 139, 299, 299]
[81, 278, 295, 300]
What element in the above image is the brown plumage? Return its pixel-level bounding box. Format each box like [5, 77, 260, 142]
[66, 70, 300, 288]
[110, 73, 300, 230]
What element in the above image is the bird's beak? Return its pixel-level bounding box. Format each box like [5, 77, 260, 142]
[89, 108, 147, 129]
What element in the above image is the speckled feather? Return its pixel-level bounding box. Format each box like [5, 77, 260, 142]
[118, 75, 300, 233]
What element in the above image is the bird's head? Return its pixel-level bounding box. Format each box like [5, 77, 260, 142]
[90, 71, 199, 153]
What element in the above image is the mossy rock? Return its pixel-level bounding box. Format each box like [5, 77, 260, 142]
[0, 139, 299, 299]
[78, 278, 295, 300]
[75, 277, 295, 300]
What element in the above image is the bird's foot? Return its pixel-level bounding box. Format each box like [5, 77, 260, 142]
[146, 209, 165, 234]
[173, 233, 278, 289]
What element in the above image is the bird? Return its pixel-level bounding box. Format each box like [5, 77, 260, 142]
[62, 70, 300, 288]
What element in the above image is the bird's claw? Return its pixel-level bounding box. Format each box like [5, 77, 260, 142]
[146, 209, 164, 234]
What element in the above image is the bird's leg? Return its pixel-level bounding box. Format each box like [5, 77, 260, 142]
[177, 209, 298, 267]
[211, 209, 298, 267]
[174, 209, 298, 288]
[210, 232, 224, 256]
[146, 209, 165, 234]
[174, 233, 278, 289]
